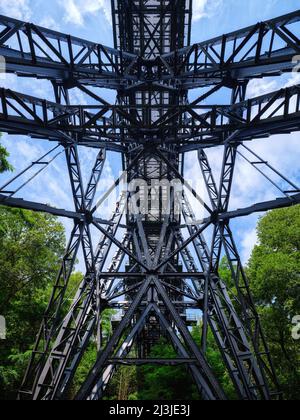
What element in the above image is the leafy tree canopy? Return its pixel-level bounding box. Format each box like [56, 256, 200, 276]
[0, 207, 66, 399]
[0, 136, 13, 173]
[248, 205, 300, 399]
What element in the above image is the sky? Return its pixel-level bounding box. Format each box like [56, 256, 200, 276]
[0, 0, 299, 268]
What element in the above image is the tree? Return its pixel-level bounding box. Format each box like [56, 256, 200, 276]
[137, 338, 199, 401]
[70, 308, 118, 399]
[0, 135, 12, 173]
[136, 326, 236, 401]
[0, 207, 66, 399]
[104, 365, 138, 401]
[247, 205, 300, 400]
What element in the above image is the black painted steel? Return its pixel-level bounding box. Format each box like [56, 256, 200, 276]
[0, 1, 299, 401]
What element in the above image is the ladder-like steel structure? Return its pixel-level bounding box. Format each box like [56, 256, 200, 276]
[0, 0, 299, 400]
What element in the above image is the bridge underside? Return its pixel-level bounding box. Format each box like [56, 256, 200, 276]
[0, 0, 299, 400]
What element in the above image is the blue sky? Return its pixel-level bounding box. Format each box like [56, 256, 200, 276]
[0, 0, 299, 269]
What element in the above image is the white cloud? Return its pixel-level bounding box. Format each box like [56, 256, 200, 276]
[284, 71, 300, 88]
[230, 133, 300, 213]
[39, 16, 61, 31]
[59, 0, 111, 26]
[184, 151, 213, 220]
[247, 78, 278, 98]
[59, 0, 221, 27]
[193, 0, 223, 22]
[240, 227, 258, 263]
[247, 71, 300, 99]
[0, 0, 31, 20]
[184, 127, 300, 263]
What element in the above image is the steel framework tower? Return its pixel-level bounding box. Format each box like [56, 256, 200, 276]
[0, 0, 299, 400]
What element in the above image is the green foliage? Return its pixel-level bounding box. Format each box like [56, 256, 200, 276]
[92, 206, 300, 401]
[67, 343, 99, 399]
[191, 325, 237, 399]
[0, 138, 13, 173]
[248, 206, 300, 312]
[135, 328, 236, 401]
[219, 257, 234, 287]
[0, 207, 66, 399]
[0, 203, 117, 400]
[0, 201, 298, 400]
[70, 309, 117, 398]
[105, 365, 138, 401]
[0, 207, 65, 314]
[102, 309, 117, 342]
[248, 205, 300, 400]
[137, 339, 198, 401]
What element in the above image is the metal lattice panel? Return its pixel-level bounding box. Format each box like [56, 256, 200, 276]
[0, 0, 299, 401]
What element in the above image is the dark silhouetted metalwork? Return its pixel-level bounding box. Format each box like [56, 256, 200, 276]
[0, 0, 299, 401]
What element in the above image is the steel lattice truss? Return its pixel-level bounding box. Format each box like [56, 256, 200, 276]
[0, 0, 299, 401]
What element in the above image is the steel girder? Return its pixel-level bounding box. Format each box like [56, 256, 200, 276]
[75, 277, 226, 401]
[0, 14, 138, 89]
[111, 0, 192, 57]
[1, 190, 298, 233]
[178, 193, 273, 400]
[18, 142, 107, 399]
[0, 0, 299, 402]
[1, 84, 300, 150]
[198, 83, 281, 398]
[162, 10, 300, 88]
[1, 10, 300, 89]
[19, 194, 129, 400]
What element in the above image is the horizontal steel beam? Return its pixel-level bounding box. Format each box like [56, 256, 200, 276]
[0, 193, 82, 219]
[161, 10, 300, 88]
[0, 194, 113, 225]
[2, 190, 298, 242]
[1, 84, 300, 148]
[97, 272, 206, 278]
[1, 11, 299, 89]
[220, 193, 300, 220]
[107, 358, 198, 366]
[0, 15, 138, 89]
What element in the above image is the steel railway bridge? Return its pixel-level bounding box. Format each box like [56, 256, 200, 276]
[0, 0, 299, 400]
